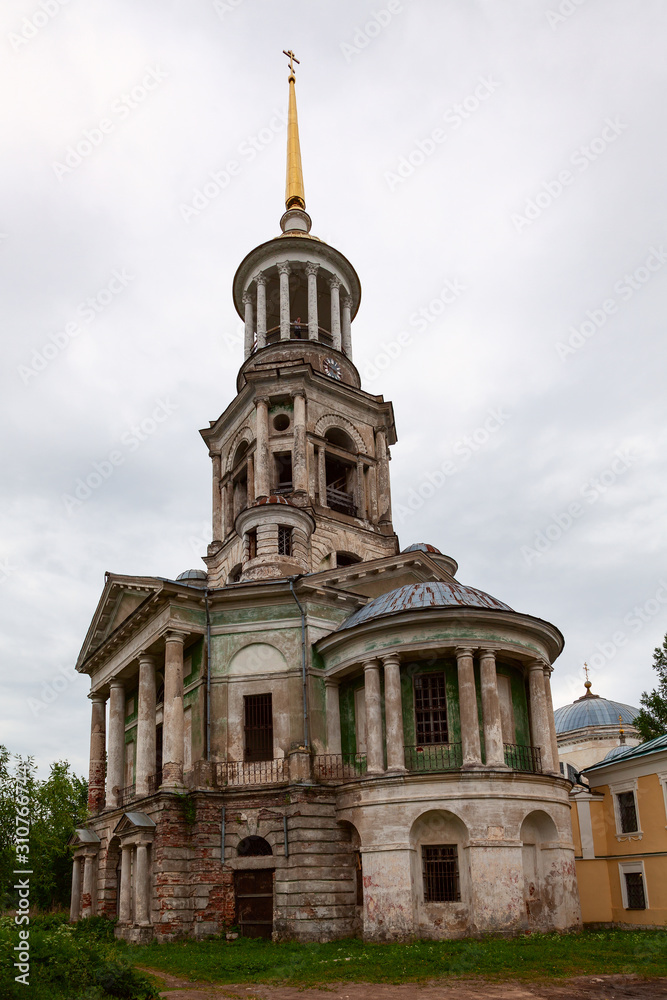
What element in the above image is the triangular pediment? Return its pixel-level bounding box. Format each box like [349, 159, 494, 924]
[67, 827, 101, 847]
[76, 573, 165, 672]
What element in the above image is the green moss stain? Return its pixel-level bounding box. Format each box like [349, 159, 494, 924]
[400, 659, 462, 747]
[184, 638, 204, 686]
[339, 676, 364, 756]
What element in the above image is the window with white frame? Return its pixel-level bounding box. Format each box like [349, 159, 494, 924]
[619, 861, 647, 910]
[609, 779, 642, 839]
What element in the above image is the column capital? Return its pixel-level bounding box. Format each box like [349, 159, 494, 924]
[138, 650, 157, 664]
[255, 271, 267, 286]
[242, 289, 252, 305]
[341, 292, 352, 308]
[455, 646, 475, 658]
[528, 657, 549, 673]
[305, 262, 319, 276]
[277, 261, 291, 275]
[109, 679, 125, 691]
[88, 691, 106, 703]
[324, 676, 339, 689]
[292, 389, 306, 400]
[381, 651, 401, 668]
[329, 274, 342, 290]
[362, 658, 380, 673]
[255, 395, 269, 407]
[165, 629, 188, 645]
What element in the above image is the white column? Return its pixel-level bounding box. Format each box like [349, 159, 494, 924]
[106, 681, 125, 809]
[87, 694, 106, 813]
[341, 293, 352, 358]
[542, 663, 560, 772]
[456, 647, 482, 766]
[479, 649, 505, 767]
[256, 273, 267, 349]
[528, 659, 555, 773]
[325, 678, 342, 755]
[383, 653, 406, 772]
[81, 854, 95, 918]
[317, 444, 327, 507]
[211, 452, 222, 542]
[135, 654, 156, 797]
[134, 844, 151, 926]
[163, 631, 186, 787]
[329, 276, 341, 351]
[355, 456, 366, 519]
[70, 857, 82, 921]
[243, 290, 254, 359]
[363, 659, 384, 775]
[254, 398, 270, 498]
[118, 844, 133, 924]
[293, 391, 308, 492]
[278, 261, 291, 340]
[306, 262, 319, 340]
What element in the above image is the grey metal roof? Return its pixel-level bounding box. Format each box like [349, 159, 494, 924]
[176, 569, 207, 581]
[338, 581, 512, 631]
[554, 695, 638, 734]
[401, 542, 442, 554]
[584, 733, 667, 772]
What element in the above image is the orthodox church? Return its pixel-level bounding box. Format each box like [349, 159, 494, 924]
[69, 58, 581, 942]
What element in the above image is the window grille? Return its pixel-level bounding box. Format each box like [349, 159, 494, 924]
[422, 845, 460, 902]
[625, 871, 646, 909]
[244, 693, 273, 761]
[246, 529, 257, 560]
[278, 525, 293, 556]
[617, 791, 638, 833]
[414, 673, 448, 744]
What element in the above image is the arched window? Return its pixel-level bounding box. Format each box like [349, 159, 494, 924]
[336, 551, 361, 568]
[237, 835, 273, 857]
[227, 564, 242, 584]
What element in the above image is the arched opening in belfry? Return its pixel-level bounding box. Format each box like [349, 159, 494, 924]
[324, 427, 357, 515]
[237, 835, 273, 857]
[288, 269, 307, 337]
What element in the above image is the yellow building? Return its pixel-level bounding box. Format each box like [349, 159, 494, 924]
[570, 734, 667, 925]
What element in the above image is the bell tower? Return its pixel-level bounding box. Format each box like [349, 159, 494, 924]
[201, 55, 399, 586]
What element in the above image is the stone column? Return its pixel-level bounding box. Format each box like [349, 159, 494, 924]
[317, 444, 328, 507]
[243, 289, 254, 359]
[70, 857, 82, 921]
[369, 464, 379, 524]
[118, 844, 133, 924]
[363, 659, 384, 774]
[306, 262, 319, 340]
[278, 261, 291, 340]
[542, 664, 560, 772]
[87, 694, 106, 813]
[341, 293, 352, 359]
[81, 854, 95, 918]
[293, 391, 308, 492]
[329, 276, 342, 351]
[376, 428, 392, 525]
[325, 678, 342, 755]
[256, 273, 267, 349]
[254, 397, 270, 498]
[246, 454, 255, 501]
[479, 649, 505, 767]
[163, 631, 186, 787]
[382, 653, 406, 772]
[135, 654, 156, 797]
[106, 681, 125, 809]
[455, 647, 482, 766]
[211, 453, 222, 541]
[134, 844, 150, 926]
[528, 659, 555, 773]
[355, 456, 366, 519]
[223, 479, 233, 536]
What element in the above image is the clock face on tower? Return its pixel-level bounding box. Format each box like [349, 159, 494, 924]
[323, 357, 342, 380]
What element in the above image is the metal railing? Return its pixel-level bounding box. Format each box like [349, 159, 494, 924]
[214, 758, 288, 787]
[503, 743, 542, 773]
[116, 784, 136, 807]
[404, 743, 463, 772]
[313, 753, 368, 781]
[326, 486, 357, 516]
[147, 770, 162, 794]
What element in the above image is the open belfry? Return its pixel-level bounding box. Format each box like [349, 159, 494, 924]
[70, 55, 581, 942]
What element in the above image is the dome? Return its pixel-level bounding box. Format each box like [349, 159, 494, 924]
[338, 581, 512, 632]
[175, 569, 207, 588]
[603, 744, 635, 762]
[554, 689, 638, 734]
[401, 542, 442, 555]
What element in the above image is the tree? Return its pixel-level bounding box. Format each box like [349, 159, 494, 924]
[634, 633, 667, 741]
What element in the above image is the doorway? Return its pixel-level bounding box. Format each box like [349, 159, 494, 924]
[234, 868, 274, 939]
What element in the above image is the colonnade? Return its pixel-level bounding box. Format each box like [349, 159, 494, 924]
[87, 630, 189, 813]
[324, 649, 560, 775]
[242, 263, 353, 359]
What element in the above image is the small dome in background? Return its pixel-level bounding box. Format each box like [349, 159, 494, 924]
[603, 744, 634, 762]
[175, 569, 207, 588]
[554, 687, 638, 734]
[401, 542, 442, 555]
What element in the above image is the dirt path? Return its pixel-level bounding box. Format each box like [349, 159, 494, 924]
[137, 968, 667, 1000]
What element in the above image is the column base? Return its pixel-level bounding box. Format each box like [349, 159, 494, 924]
[461, 760, 486, 770]
[385, 766, 408, 775]
[366, 767, 385, 776]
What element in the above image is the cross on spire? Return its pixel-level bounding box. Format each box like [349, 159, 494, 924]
[583, 662, 590, 683]
[283, 49, 300, 79]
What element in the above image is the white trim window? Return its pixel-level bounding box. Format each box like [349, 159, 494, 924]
[657, 771, 667, 826]
[618, 860, 648, 910]
[608, 779, 642, 841]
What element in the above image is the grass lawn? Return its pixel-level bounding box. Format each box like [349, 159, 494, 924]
[129, 929, 667, 987]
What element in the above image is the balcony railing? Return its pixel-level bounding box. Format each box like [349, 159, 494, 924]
[147, 770, 162, 794]
[326, 486, 357, 517]
[313, 753, 368, 781]
[214, 758, 288, 787]
[404, 743, 463, 772]
[503, 743, 542, 773]
[116, 784, 136, 807]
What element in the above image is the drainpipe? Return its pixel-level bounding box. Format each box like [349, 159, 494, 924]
[205, 589, 211, 761]
[288, 576, 309, 749]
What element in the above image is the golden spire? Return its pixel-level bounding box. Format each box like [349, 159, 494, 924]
[283, 49, 305, 211]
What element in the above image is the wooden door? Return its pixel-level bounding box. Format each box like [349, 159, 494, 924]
[234, 869, 274, 939]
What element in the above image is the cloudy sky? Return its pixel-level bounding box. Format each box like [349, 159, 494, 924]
[2, 0, 666, 778]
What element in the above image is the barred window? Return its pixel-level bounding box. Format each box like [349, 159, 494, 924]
[617, 791, 638, 833]
[278, 525, 293, 556]
[422, 845, 460, 902]
[244, 693, 273, 761]
[624, 871, 646, 909]
[414, 673, 448, 744]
